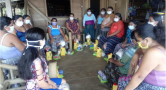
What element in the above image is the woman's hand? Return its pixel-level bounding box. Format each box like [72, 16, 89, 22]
[122, 43, 127, 48]
[51, 39, 54, 44]
[101, 25, 105, 29]
[64, 37, 68, 42]
[83, 26, 85, 29]
[48, 81, 57, 89]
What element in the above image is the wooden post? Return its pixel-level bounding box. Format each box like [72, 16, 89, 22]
[24, 0, 27, 14]
[69, 32, 72, 51]
[5, 0, 12, 18]
[48, 61, 57, 78]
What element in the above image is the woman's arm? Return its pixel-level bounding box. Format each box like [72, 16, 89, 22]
[66, 22, 74, 33]
[48, 27, 53, 40]
[108, 30, 121, 37]
[125, 48, 160, 90]
[93, 14, 96, 24]
[95, 16, 99, 29]
[76, 22, 80, 32]
[83, 15, 86, 28]
[10, 34, 25, 52]
[109, 58, 124, 67]
[59, 28, 67, 41]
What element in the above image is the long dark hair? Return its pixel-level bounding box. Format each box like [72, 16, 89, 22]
[135, 24, 165, 47]
[13, 15, 22, 21]
[151, 14, 163, 26]
[18, 27, 46, 80]
[0, 16, 12, 30]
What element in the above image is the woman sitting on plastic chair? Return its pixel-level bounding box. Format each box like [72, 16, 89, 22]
[48, 18, 68, 59]
[18, 28, 68, 90]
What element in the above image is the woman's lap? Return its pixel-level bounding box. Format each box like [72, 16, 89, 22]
[40, 78, 62, 90]
[118, 75, 166, 90]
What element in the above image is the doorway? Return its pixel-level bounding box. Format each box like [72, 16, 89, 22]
[90, 0, 100, 18]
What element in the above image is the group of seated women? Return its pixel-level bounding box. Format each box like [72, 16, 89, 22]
[97, 6, 166, 89]
[0, 16, 67, 89]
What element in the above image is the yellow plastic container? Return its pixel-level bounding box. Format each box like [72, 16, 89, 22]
[74, 41, 77, 50]
[94, 43, 97, 51]
[46, 51, 52, 61]
[87, 38, 91, 45]
[95, 40, 99, 46]
[112, 83, 118, 90]
[108, 53, 112, 59]
[61, 47, 66, 56]
[96, 48, 102, 58]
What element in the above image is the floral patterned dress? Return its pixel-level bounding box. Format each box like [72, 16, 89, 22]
[66, 19, 80, 35]
[26, 57, 48, 90]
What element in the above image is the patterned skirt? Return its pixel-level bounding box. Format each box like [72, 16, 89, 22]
[113, 43, 135, 56]
[84, 24, 95, 40]
[101, 27, 110, 37]
[104, 62, 124, 88]
[98, 36, 122, 55]
[51, 35, 68, 52]
[1, 56, 21, 79]
[118, 75, 166, 90]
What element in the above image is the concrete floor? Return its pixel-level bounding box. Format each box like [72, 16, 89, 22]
[57, 47, 110, 90]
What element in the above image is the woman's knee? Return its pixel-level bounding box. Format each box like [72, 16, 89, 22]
[61, 78, 66, 84]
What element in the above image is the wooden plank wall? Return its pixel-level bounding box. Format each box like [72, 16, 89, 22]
[28, 0, 48, 32]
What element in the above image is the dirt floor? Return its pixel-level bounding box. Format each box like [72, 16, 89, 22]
[57, 47, 110, 90]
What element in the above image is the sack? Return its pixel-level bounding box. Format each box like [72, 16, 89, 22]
[115, 49, 124, 61]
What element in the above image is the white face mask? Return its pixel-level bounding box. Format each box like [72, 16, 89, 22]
[25, 20, 31, 24]
[114, 18, 119, 22]
[107, 11, 112, 14]
[128, 25, 135, 30]
[101, 11, 105, 15]
[6, 26, 14, 33]
[87, 12, 91, 15]
[16, 21, 23, 27]
[70, 17, 74, 20]
[26, 39, 45, 49]
[148, 22, 155, 26]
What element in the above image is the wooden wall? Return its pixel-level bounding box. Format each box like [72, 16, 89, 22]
[27, 0, 129, 32]
[28, 0, 48, 32]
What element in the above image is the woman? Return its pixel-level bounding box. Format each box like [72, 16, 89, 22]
[13, 15, 27, 43]
[48, 18, 68, 58]
[118, 25, 166, 90]
[23, 14, 33, 30]
[18, 28, 67, 90]
[148, 14, 163, 27]
[83, 8, 96, 42]
[113, 20, 138, 56]
[0, 16, 25, 79]
[130, 13, 164, 73]
[105, 31, 138, 88]
[66, 13, 80, 41]
[95, 8, 106, 39]
[101, 6, 115, 36]
[98, 13, 124, 55]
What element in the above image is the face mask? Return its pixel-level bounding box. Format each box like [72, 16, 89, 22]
[107, 11, 112, 14]
[52, 22, 57, 26]
[87, 12, 91, 15]
[70, 17, 74, 20]
[16, 21, 23, 27]
[7, 26, 15, 33]
[26, 39, 45, 49]
[148, 22, 155, 26]
[137, 39, 149, 49]
[101, 11, 105, 15]
[128, 25, 135, 30]
[114, 18, 119, 22]
[25, 20, 31, 24]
